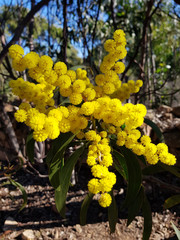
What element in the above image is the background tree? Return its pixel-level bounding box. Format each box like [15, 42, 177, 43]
[0, 0, 179, 105]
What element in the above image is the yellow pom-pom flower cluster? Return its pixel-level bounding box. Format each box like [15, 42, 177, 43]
[9, 29, 176, 208]
[85, 130, 115, 207]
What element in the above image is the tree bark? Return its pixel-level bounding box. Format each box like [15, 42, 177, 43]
[62, 0, 67, 64]
[121, 0, 162, 83]
[0, 101, 25, 163]
[110, 0, 117, 30]
[29, 0, 35, 51]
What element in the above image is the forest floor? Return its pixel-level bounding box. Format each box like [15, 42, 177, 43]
[0, 162, 179, 240]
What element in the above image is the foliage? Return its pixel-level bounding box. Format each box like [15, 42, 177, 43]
[171, 221, 180, 240]
[0, 1, 180, 239]
[0, 160, 27, 212]
[7, 27, 179, 240]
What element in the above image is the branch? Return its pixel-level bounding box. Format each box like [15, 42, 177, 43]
[0, 29, 16, 79]
[149, 0, 163, 19]
[27, 161, 49, 178]
[138, 84, 180, 101]
[159, 8, 180, 21]
[110, 0, 117, 30]
[0, 0, 50, 64]
[0, 72, 13, 78]
[91, 0, 101, 48]
[77, 0, 90, 55]
[121, 0, 163, 81]
[143, 175, 180, 193]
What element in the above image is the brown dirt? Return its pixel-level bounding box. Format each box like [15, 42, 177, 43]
[0, 164, 179, 240]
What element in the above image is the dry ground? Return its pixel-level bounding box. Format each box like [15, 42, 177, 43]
[0, 164, 179, 240]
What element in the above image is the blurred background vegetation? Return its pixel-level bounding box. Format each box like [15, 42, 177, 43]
[0, 0, 179, 108]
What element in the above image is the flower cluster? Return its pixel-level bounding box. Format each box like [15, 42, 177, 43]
[9, 29, 176, 208]
[85, 130, 115, 207]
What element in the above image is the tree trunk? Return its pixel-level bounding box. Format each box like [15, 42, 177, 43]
[140, 0, 155, 104]
[0, 101, 26, 163]
[62, 0, 67, 65]
[29, 0, 35, 51]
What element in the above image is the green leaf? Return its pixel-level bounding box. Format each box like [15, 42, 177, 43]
[136, 155, 147, 166]
[164, 194, 180, 209]
[171, 222, 180, 240]
[47, 133, 76, 189]
[80, 192, 94, 226]
[142, 164, 164, 175]
[9, 179, 27, 212]
[52, 133, 76, 163]
[120, 147, 142, 207]
[55, 145, 85, 213]
[49, 150, 64, 189]
[46, 132, 75, 167]
[127, 187, 144, 226]
[159, 163, 180, 178]
[113, 150, 128, 180]
[59, 203, 66, 218]
[144, 118, 164, 143]
[55, 191, 66, 218]
[108, 190, 118, 233]
[142, 194, 152, 240]
[26, 132, 35, 163]
[156, 68, 162, 73]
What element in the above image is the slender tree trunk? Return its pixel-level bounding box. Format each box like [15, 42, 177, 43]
[110, 0, 117, 30]
[122, 0, 162, 87]
[150, 26, 156, 107]
[29, 0, 35, 51]
[147, 33, 151, 108]
[47, 5, 51, 56]
[62, 0, 67, 65]
[170, 46, 176, 106]
[140, 0, 154, 103]
[0, 101, 26, 163]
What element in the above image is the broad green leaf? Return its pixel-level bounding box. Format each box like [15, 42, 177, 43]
[136, 155, 147, 166]
[55, 145, 85, 213]
[59, 202, 66, 218]
[142, 164, 164, 175]
[55, 191, 66, 218]
[108, 190, 118, 233]
[10, 179, 27, 212]
[46, 132, 75, 166]
[171, 222, 180, 240]
[52, 133, 76, 163]
[49, 150, 64, 189]
[80, 192, 94, 226]
[127, 186, 144, 226]
[120, 147, 142, 207]
[26, 132, 35, 163]
[164, 194, 180, 209]
[113, 150, 128, 180]
[142, 194, 152, 240]
[159, 163, 180, 178]
[144, 118, 164, 143]
[47, 133, 76, 189]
